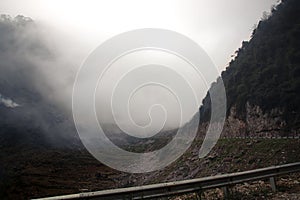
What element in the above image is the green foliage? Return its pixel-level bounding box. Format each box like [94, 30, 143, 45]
[200, 0, 300, 129]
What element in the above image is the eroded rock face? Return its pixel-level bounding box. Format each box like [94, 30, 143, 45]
[245, 102, 287, 137]
[199, 102, 298, 138]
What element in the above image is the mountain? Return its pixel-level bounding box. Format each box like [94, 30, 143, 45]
[0, 15, 79, 148]
[199, 0, 300, 138]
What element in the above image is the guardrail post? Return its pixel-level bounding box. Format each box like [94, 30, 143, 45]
[123, 193, 133, 200]
[196, 190, 202, 200]
[222, 186, 230, 199]
[269, 177, 277, 192]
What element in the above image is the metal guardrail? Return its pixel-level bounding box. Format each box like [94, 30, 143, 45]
[33, 162, 300, 200]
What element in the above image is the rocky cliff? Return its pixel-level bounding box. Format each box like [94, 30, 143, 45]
[199, 102, 297, 139]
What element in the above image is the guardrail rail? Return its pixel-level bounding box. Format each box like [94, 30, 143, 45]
[33, 162, 300, 200]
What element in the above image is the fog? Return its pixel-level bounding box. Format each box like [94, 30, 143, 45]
[0, 16, 78, 147]
[0, 1, 278, 138]
[0, 0, 278, 70]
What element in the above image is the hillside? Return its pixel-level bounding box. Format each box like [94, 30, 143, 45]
[0, 15, 79, 148]
[200, 0, 300, 137]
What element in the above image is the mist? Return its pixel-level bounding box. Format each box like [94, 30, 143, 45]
[0, 0, 279, 141]
[0, 15, 79, 147]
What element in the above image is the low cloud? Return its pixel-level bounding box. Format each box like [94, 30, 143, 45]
[0, 93, 20, 108]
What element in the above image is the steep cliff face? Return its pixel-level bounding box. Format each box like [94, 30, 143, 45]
[220, 103, 290, 138]
[199, 100, 297, 138]
[245, 103, 288, 137]
[199, 0, 300, 137]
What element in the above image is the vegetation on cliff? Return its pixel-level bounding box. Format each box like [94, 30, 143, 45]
[200, 0, 300, 132]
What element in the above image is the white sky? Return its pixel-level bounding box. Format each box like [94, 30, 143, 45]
[0, 0, 278, 72]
